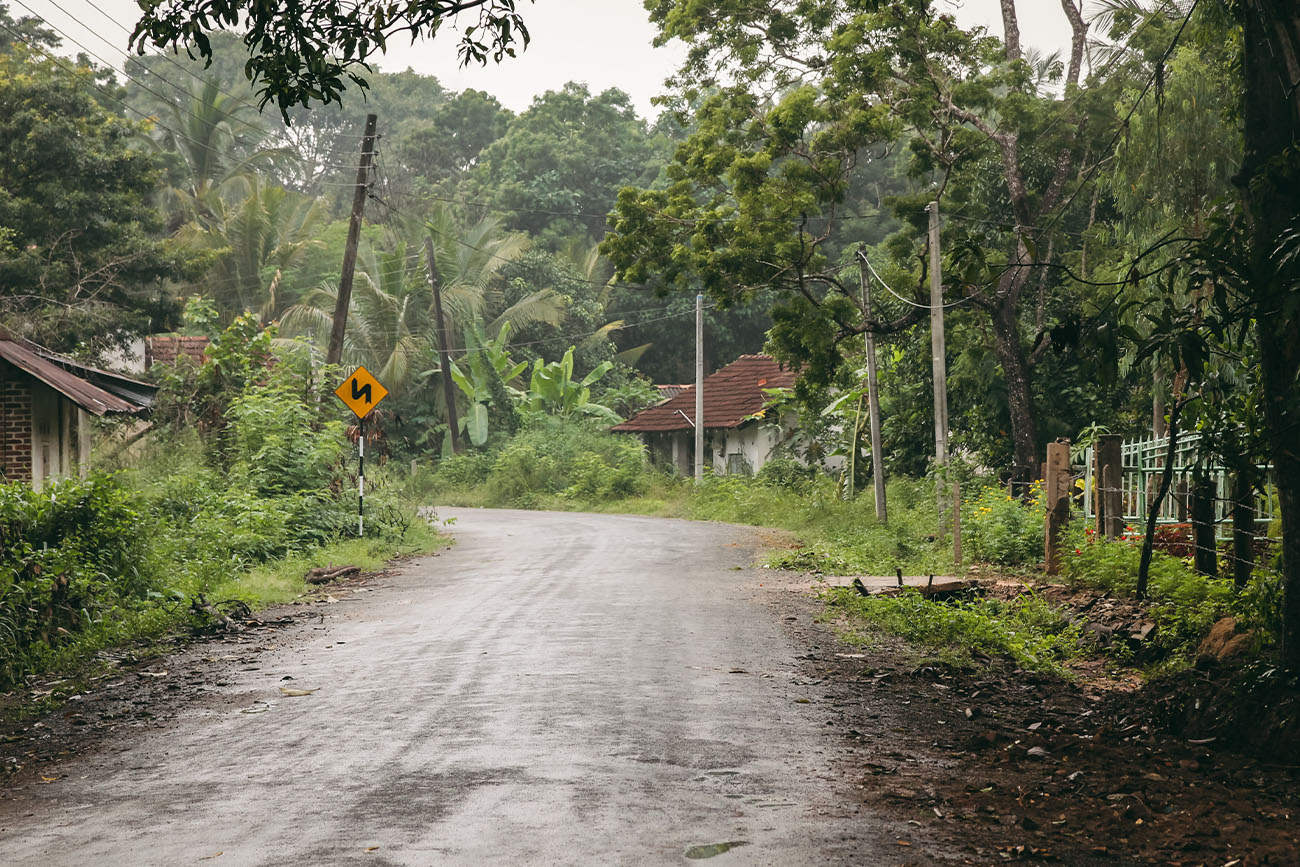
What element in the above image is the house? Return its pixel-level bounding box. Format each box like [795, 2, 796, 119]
[0, 332, 156, 490]
[612, 354, 797, 476]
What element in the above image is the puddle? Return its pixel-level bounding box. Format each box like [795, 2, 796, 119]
[685, 841, 749, 859]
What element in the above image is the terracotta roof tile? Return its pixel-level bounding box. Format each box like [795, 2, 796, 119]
[612, 355, 795, 433]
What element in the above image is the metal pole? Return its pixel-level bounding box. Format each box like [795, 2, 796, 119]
[327, 114, 379, 366]
[425, 235, 461, 455]
[927, 201, 950, 537]
[358, 414, 365, 537]
[857, 248, 888, 523]
[694, 293, 704, 482]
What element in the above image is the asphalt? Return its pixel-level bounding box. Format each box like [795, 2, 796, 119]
[0, 508, 917, 866]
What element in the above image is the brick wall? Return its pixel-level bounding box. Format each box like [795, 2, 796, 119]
[0, 360, 33, 484]
[145, 335, 210, 369]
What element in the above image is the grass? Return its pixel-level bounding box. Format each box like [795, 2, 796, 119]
[822, 585, 1086, 676]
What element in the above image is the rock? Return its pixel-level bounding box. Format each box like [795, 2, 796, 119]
[1197, 617, 1256, 661]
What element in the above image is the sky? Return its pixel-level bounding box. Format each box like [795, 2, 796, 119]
[16, 0, 1080, 119]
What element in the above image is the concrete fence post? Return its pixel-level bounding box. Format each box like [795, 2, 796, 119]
[1044, 441, 1072, 575]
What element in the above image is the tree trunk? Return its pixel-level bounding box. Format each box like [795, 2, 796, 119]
[988, 297, 1038, 490]
[1237, 1, 1300, 669]
[1191, 468, 1218, 578]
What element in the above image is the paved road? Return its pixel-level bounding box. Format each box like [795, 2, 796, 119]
[0, 509, 908, 866]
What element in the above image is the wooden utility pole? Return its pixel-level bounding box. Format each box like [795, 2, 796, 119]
[425, 235, 461, 455]
[857, 248, 887, 523]
[927, 201, 951, 536]
[326, 113, 379, 366]
[694, 293, 704, 482]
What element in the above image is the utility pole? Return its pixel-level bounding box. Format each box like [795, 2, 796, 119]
[425, 235, 461, 455]
[694, 293, 705, 482]
[857, 248, 888, 523]
[326, 113, 379, 366]
[927, 200, 951, 537]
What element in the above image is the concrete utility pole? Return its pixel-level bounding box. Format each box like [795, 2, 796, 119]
[326, 113, 379, 366]
[856, 248, 887, 523]
[927, 201, 951, 537]
[694, 293, 704, 482]
[425, 235, 461, 455]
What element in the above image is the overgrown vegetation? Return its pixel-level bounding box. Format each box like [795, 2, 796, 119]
[0, 318, 439, 691]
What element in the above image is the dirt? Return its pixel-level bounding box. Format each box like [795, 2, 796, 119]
[767, 588, 1300, 866]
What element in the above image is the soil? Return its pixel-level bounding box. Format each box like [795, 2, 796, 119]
[768, 587, 1300, 866]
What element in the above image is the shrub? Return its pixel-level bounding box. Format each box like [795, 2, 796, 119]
[481, 418, 649, 505]
[965, 482, 1045, 566]
[0, 475, 157, 685]
[756, 457, 819, 492]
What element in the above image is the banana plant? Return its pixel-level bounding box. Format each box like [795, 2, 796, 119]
[441, 322, 527, 447]
[520, 347, 620, 423]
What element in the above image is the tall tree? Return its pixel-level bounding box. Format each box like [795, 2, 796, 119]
[611, 0, 1144, 483]
[1231, 0, 1300, 667]
[0, 15, 186, 355]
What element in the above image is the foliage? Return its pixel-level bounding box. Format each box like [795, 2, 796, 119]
[0, 475, 157, 684]
[1059, 522, 1259, 659]
[0, 37, 187, 355]
[482, 418, 648, 506]
[965, 482, 1046, 566]
[444, 322, 527, 447]
[470, 83, 669, 243]
[129, 0, 530, 114]
[520, 348, 619, 423]
[823, 585, 1084, 676]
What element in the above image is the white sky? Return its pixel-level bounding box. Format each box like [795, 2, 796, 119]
[17, 0, 1077, 119]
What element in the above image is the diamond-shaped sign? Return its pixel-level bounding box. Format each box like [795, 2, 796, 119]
[335, 365, 388, 419]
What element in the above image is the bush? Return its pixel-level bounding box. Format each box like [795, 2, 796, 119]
[756, 457, 820, 492]
[0, 475, 157, 684]
[964, 482, 1045, 566]
[479, 418, 649, 506]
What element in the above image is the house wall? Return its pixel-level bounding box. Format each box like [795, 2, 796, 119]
[712, 421, 786, 476]
[0, 360, 33, 483]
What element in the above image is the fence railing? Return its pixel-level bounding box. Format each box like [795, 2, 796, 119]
[1081, 433, 1278, 537]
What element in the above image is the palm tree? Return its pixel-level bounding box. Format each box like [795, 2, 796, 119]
[148, 78, 294, 232]
[177, 179, 329, 320]
[280, 243, 432, 388]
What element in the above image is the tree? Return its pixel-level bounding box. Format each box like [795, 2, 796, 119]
[1229, 0, 1300, 666]
[0, 26, 186, 355]
[129, 0, 530, 115]
[612, 0, 1137, 484]
[470, 83, 668, 243]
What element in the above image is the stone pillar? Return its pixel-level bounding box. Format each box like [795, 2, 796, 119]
[1044, 441, 1072, 575]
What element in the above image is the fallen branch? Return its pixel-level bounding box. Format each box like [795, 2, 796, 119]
[305, 565, 360, 585]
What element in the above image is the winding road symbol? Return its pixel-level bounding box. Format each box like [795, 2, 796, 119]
[335, 365, 389, 419]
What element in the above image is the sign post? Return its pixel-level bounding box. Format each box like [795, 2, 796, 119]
[334, 365, 389, 536]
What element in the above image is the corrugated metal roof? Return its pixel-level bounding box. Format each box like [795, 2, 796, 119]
[612, 355, 796, 433]
[0, 339, 148, 416]
[33, 348, 158, 409]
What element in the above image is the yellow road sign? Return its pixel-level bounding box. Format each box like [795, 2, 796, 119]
[335, 365, 389, 418]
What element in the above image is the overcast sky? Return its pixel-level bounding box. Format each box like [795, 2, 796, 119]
[18, 0, 1079, 119]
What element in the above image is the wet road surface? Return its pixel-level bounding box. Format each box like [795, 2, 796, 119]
[0, 509, 913, 865]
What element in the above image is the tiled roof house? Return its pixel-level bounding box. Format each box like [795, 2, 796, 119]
[612, 355, 797, 476]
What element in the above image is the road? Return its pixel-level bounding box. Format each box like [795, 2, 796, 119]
[0, 508, 915, 866]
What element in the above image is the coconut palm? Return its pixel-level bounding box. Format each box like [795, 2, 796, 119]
[280, 242, 432, 388]
[177, 179, 329, 320]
